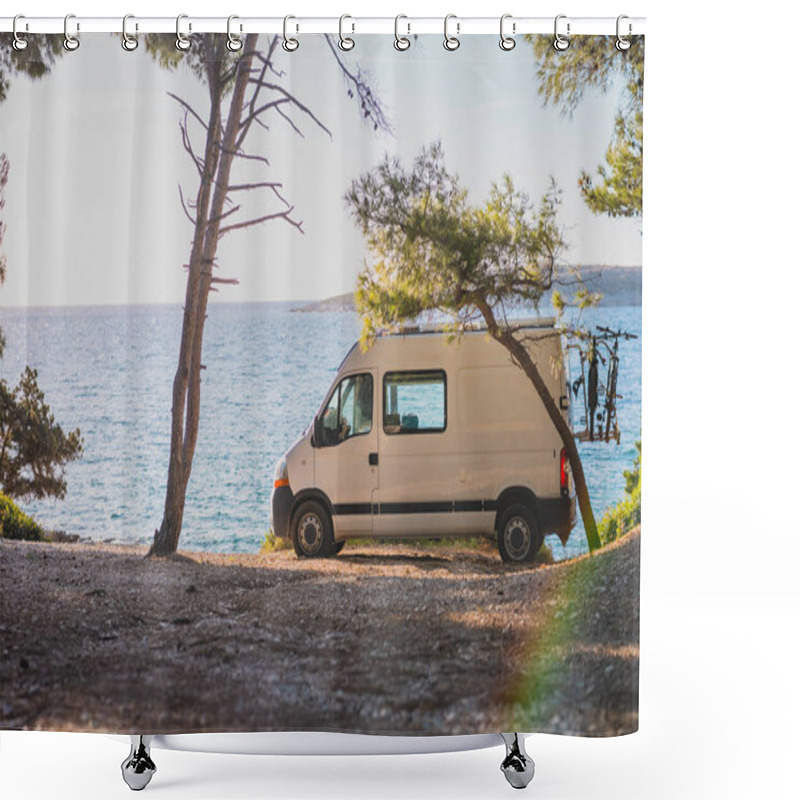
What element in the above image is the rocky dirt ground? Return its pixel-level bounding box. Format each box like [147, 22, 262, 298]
[0, 529, 639, 736]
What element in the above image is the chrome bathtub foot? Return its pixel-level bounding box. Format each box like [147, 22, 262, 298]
[500, 732, 535, 789]
[121, 735, 156, 791]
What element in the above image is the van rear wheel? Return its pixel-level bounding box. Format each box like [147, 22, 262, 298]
[291, 500, 334, 558]
[497, 504, 543, 564]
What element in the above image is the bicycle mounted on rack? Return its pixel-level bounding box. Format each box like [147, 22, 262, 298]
[568, 326, 638, 444]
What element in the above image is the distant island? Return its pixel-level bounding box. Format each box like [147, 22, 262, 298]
[292, 293, 356, 313]
[291, 265, 642, 313]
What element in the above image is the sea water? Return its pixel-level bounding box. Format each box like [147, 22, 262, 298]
[0, 299, 640, 560]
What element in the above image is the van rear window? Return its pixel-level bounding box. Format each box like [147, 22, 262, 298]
[383, 371, 446, 434]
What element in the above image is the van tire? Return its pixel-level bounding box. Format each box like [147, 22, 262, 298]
[497, 503, 543, 564]
[291, 500, 334, 558]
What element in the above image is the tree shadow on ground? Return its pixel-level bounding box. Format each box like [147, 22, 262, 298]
[0, 533, 639, 736]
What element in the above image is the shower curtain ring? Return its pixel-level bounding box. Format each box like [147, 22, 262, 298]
[553, 14, 570, 51]
[12, 15, 28, 51]
[499, 14, 516, 51]
[394, 15, 411, 51]
[338, 15, 355, 51]
[63, 14, 80, 51]
[443, 14, 460, 51]
[283, 16, 299, 52]
[121, 14, 138, 51]
[226, 15, 243, 51]
[226, 16, 243, 51]
[176, 14, 192, 51]
[616, 15, 632, 51]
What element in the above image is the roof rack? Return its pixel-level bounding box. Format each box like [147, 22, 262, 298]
[383, 317, 557, 336]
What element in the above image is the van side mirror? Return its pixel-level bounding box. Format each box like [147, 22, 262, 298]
[313, 415, 323, 448]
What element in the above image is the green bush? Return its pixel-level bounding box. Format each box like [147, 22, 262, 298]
[599, 441, 641, 546]
[0, 492, 45, 541]
[260, 529, 292, 554]
[535, 542, 555, 565]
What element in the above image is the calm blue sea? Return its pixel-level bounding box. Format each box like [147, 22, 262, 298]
[0, 300, 640, 560]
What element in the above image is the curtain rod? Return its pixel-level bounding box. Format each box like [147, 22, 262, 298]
[0, 16, 646, 36]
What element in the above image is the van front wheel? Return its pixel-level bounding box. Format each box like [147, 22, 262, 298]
[497, 504, 543, 564]
[291, 501, 334, 558]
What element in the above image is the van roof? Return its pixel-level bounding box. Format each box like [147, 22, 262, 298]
[381, 317, 557, 337]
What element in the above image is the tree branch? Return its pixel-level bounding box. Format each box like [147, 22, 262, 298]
[236, 98, 290, 149]
[274, 104, 305, 138]
[178, 117, 205, 177]
[177, 184, 197, 225]
[323, 34, 392, 134]
[219, 208, 303, 236]
[209, 276, 240, 285]
[228, 181, 292, 208]
[168, 92, 208, 132]
[247, 80, 333, 139]
[208, 204, 241, 224]
[218, 147, 271, 168]
[236, 37, 282, 148]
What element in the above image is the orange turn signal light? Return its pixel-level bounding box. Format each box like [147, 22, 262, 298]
[273, 478, 290, 488]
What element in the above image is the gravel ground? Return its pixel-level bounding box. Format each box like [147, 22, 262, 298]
[0, 529, 639, 736]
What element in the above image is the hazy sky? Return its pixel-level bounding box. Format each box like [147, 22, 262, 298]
[0, 34, 641, 307]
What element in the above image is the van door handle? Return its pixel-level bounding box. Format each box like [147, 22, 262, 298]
[368, 452, 379, 466]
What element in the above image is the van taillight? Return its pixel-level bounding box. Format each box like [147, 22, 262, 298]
[560, 448, 569, 495]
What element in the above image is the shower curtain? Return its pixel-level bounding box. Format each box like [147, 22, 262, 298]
[0, 27, 642, 738]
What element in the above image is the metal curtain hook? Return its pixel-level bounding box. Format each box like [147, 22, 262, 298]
[339, 14, 355, 51]
[283, 15, 299, 52]
[553, 14, 570, 51]
[64, 13, 80, 51]
[443, 14, 460, 51]
[499, 14, 516, 51]
[394, 15, 410, 51]
[616, 15, 632, 51]
[12, 15, 28, 51]
[176, 14, 191, 51]
[121, 14, 138, 51]
[226, 15, 243, 51]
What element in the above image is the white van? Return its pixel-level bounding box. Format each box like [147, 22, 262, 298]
[271, 319, 576, 563]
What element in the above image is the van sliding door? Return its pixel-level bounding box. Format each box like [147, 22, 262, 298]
[373, 369, 456, 537]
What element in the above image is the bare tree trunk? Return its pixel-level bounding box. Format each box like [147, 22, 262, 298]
[147, 34, 385, 557]
[476, 301, 601, 552]
[149, 35, 259, 556]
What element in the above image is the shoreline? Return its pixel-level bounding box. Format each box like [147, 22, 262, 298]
[12, 531, 615, 567]
[21, 531, 577, 564]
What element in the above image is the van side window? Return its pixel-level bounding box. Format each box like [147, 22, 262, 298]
[383, 371, 446, 434]
[319, 373, 373, 446]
